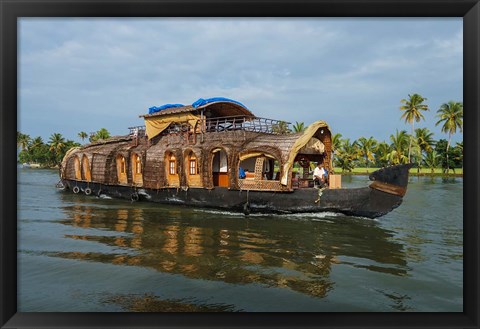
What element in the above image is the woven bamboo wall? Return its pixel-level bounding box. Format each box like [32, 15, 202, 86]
[81, 154, 92, 181]
[62, 124, 332, 192]
[91, 153, 107, 182]
[64, 154, 80, 180]
[142, 151, 164, 189]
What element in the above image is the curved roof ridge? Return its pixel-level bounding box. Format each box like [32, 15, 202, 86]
[281, 120, 330, 185]
[141, 98, 254, 119]
[192, 97, 249, 111]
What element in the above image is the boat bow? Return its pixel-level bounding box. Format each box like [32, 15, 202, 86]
[368, 163, 414, 197]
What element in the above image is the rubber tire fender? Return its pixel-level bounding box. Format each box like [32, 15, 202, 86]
[131, 192, 139, 202]
[72, 186, 80, 194]
[84, 187, 92, 196]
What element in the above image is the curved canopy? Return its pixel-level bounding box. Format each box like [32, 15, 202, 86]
[192, 97, 247, 110]
[143, 97, 254, 118]
[193, 97, 254, 118]
[281, 120, 331, 185]
[142, 97, 255, 139]
[298, 137, 325, 154]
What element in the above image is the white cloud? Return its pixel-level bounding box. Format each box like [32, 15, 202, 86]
[436, 28, 462, 49]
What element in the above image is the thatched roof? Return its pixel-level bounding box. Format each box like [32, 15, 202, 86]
[196, 100, 255, 118]
[141, 105, 196, 118]
[141, 100, 255, 119]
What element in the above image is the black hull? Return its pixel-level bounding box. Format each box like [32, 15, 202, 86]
[60, 179, 404, 218]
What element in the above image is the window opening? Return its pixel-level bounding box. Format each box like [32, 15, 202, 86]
[169, 159, 176, 175]
[189, 159, 197, 175]
[135, 155, 142, 174]
[120, 157, 126, 174]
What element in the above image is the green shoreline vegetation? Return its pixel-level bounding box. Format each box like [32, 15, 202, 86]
[18, 94, 463, 177]
[346, 167, 463, 177]
[17, 129, 110, 169]
[279, 94, 463, 177]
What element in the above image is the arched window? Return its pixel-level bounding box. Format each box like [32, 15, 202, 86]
[131, 153, 143, 186]
[189, 153, 198, 175]
[116, 155, 128, 185]
[165, 151, 179, 187]
[120, 157, 126, 174]
[82, 155, 92, 182]
[74, 156, 82, 180]
[238, 152, 279, 181]
[169, 154, 176, 175]
[185, 150, 201, 187]
[135, 155, 142, 174]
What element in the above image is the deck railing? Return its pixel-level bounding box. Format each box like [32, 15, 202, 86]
[129, 116, 290, 138]
[205, 116, 290, 134]
[128, 126, 146, 137]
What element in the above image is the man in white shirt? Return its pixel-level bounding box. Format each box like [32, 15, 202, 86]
[313, 163, 326, 188]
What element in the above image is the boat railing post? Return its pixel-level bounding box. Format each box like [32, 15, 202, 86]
[200, 109, 205, 142]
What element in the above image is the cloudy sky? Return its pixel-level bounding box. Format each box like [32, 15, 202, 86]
[19, 18, 463, 144]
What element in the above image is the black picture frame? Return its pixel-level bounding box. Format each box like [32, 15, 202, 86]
[1, 0, 478, 328]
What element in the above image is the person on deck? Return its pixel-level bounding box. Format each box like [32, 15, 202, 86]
[323, 167, 329, 185]
[313, 163, 326, 188]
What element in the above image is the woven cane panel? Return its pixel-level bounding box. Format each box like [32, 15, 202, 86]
[238, 179, 282, 191]
[254, 157, 265, 180]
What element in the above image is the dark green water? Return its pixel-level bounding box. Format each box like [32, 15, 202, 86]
[17, 168, 463, 312]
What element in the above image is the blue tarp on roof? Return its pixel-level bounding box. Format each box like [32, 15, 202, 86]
[148, 97, 248, 115]
[192, 97, 248, 110]
[148, 103, 184, 115]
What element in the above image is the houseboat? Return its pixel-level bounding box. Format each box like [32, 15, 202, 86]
[58, 97, 413, 218]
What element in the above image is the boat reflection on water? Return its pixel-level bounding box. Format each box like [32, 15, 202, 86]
[53, 194, 408, 302]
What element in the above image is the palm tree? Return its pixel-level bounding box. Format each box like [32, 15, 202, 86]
[435, 101, 463, 173]
[48, 133, 66, 165]
[332, 133, 342, 152]
[292, 121, 306, 133]
[357, 136, 377, 172]
[17, 132, 31, 152]
[410, 138, 423, 174]
[454, 141, 463, 171]
[388, 129, 409, 165]
[415, 128, 435, 154]
[78, 131, 88, 143]
[455, 141, 463, 154]
[31, 136, 44, 149]
[90, 128, 111, 142]
[96, 128, 111, 140]
[336, 139, 360, 172]
[272, 121, 291, 135]
[423, 150, 440, 174]
[30, 136, 47, 164]
[374, 142, 391, 167]
[414, 128, 435, 173]
[400, 93, 429, 162]
[331, 133, 343, 168]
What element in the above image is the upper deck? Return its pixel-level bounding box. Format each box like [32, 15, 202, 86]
[139, 97, 291, 141]
[129, 115, 291, 140]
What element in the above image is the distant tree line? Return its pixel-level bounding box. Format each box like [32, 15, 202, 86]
[282, 94, 463, 174]
[17, 128, 111, 168]
[331, 95, 463, 174]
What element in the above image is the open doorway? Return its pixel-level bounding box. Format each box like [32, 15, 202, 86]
[212, 148, 228, 187]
